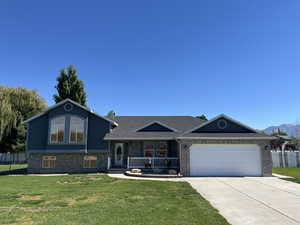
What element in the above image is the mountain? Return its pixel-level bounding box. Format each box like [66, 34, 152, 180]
[264, 124, 300, 138]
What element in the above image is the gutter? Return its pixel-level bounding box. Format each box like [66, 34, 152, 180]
[176, 136, 277, 140]
[85, 116, 88, 154]
[104, 137, 175, 141]
[104, 136, 276, 141]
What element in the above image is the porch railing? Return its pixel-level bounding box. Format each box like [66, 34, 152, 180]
[127, 157, 178, 169]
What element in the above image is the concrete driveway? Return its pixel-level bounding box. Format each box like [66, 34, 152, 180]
[184, 177, 300, 225]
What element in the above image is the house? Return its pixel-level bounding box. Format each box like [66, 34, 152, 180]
[270, 135, 298, 151]
[23, 99, 275, 176]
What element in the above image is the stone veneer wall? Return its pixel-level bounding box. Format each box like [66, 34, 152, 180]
[179, 139, 272, 177]
[27, 152, 108, 174]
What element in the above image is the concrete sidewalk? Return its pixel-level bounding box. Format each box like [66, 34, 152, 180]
[108, 173, 184, 182]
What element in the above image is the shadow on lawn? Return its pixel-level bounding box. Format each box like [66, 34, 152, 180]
[0, 168, 27, 176]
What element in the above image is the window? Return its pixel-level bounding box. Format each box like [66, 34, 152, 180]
[155, 142, 168, 157]
[144, 142, 155, 157]
[217, 119, 228, 129]
[116, 146, 122, 161]
[144, 142, 168, 157]
[83, 156, 97, 168]
[49, 115, 86, 144]
[42, 156, 56, 168]
[69, 116, 85, 143]
[50, 117, 65, 143]
[64, 103, 73, 112]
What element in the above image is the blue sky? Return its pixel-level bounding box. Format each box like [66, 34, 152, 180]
[0, 1, 299, 129]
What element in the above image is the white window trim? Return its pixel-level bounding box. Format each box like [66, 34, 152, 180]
[83, 156, 97, 168]
[42, 156, 56, 169]
[69, 116, 85, 144]
[48, 115, 87, 145]
[49, 116, 66, 144]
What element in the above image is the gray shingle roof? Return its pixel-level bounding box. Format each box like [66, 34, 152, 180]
[104, 116, 205, 140]
[104, 116, 273, 140]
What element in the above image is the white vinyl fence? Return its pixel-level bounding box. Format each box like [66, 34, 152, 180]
[0, 152, 27, 164]
[272, 151, 300, 168]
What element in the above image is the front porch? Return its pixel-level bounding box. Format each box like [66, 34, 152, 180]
[108, 140, 180, 171]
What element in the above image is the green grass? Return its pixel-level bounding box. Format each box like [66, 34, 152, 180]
[273, 167, 300, 184]
[0, 174, 229, 225]
[0, 164, 27, 172]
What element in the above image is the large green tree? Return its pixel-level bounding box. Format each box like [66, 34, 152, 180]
[53, 65, 87, 106]
[0, 87, 16, 141]
[0, 86, 47, 152]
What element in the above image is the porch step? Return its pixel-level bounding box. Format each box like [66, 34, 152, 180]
[108, 168, 127, 174]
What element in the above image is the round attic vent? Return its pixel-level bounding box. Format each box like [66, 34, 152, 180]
[64, 103, 73, 112]
[217, 119, 227, 129]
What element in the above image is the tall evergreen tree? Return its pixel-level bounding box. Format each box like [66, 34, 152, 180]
[53, 65, 87, 106]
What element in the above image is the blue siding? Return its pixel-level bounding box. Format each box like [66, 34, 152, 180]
[139, 123, 173, 132]
[87, 114, 110, 150]
[27, 114, 48, 150]
[27, 101, 110, 152]
[192, 118, 255, 133]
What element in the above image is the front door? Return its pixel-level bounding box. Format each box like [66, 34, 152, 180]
[114, 143, 124, 167]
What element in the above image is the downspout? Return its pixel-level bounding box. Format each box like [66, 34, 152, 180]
[176, 139, 181, 175]
[85, 116, 88, 154]
[107, 123, 112, 170]
[25, 122, 30, 163]
[108, 140, 111, 170]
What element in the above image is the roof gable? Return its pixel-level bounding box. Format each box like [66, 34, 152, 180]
[136, 121, 177, 132]
[23, 99, 118, 126]
[185, 114, 258, 134]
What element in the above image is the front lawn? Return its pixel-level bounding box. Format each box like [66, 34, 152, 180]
[0, 174, 229, 225]
[273, 167, 300, 184]
[0, 164, 27, 172]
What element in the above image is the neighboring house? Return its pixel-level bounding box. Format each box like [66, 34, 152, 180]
[23, 99, 275, 176]
[269, 135, 298, 151]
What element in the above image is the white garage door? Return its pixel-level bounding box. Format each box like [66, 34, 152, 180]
[190, 144, 262, 176]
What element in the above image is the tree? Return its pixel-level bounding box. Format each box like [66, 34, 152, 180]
[0, 86, 47, 152]
[53, 65, 87, 106]
[0, 87, 16, 141]
[196, 114, 208, 121]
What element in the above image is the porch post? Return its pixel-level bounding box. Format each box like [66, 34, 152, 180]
[107, 156, 111, 170]
[153, 156, 155, 169]
[177, 140, 181, 173]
